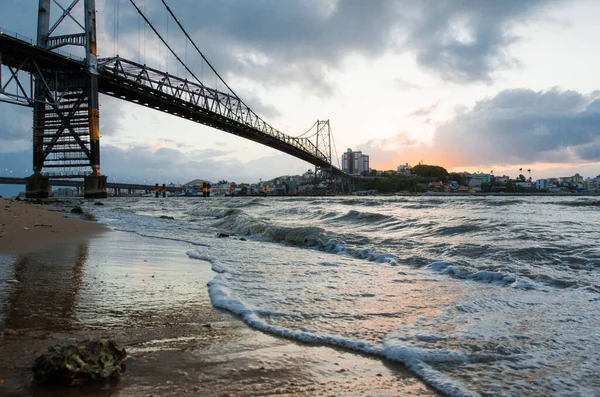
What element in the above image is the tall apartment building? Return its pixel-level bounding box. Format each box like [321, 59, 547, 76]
[342, 148, 370, 175]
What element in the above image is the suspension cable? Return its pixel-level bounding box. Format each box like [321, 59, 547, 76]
[160, 0, 242, 101]
[294, 120, 318, 138]
[331, 126, 341, 169]
[127, 0, 204, 87]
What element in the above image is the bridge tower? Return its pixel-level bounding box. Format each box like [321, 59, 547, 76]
[314, 120, 332, 180]
[27, 0, 106, 198]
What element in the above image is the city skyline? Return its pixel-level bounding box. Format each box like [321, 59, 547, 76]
[1, 1, 600, 189]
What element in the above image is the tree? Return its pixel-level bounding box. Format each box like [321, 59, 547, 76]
[411, 164, 449, 180]
[448, 172, 466, 186]
[481, 182, 493, 193]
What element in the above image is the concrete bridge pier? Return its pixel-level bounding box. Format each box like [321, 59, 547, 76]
[25, 174, 51, 199]
[84, 174, 107, 199]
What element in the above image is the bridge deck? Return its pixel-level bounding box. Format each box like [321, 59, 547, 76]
[0, 32, 344, 176]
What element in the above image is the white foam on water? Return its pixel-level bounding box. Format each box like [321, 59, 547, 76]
[383, 337, 480, 397]
[186, 250, 230, 274]
[427, 260, 542, 290]
[189, 252, 480, 397]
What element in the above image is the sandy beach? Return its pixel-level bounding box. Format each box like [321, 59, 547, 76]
[0, 198, 438, 396]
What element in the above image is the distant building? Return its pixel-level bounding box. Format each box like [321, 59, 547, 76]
[342, 148, 370, 175]
[468, 173, 492, 187]
[52, 187, 77, 197]
[397, 163, 411, 176]
[585, 175, 600, 192]
[536, 179, 550, 191]
[428, 181, 454, 192]
[302, 169, 315, 180]
[515, 182, 533, 189]
[494, 176, 509, 185]
[560, 173, 584, 187]
[559, 173, 584, 190]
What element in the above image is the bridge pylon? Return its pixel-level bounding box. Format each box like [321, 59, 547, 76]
[27, 0, 106, 198]
[314, 120, 332, 179]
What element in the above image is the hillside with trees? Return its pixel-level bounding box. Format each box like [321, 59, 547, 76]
[353, 164, 454, 194]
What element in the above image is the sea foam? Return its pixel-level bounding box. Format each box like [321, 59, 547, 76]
[187, 251, 479, 397]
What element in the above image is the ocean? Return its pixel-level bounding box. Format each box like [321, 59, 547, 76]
[88, 195, 599, 396]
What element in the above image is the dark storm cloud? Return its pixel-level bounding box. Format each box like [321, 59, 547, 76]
[93, 0, 557, 91]
[0, 104, 32, 152]
[240, 93, 281, 119]
[406, 0, 551, 83]
[0, 149, 32, 176]
[432, 88, 600, 165]
[1, 1, 558, 100]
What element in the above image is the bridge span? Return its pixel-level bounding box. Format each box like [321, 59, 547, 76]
[0, 176, 179, 195]
[0, 0, 344, 198]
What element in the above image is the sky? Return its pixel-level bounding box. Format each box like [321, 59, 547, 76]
[2, 0, 600, 196]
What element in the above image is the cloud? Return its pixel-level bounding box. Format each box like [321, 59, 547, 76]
[0, 148, 33, 177]
[405, 0, 562, 83]
[358, 88, 600, 172]
[86, 0, 559, 94]
[99, 96, 125, 137]
[395, 79, 422, 91]
[98, 144, 309, 184]
[0, 104, 32, 153]
[240, 93, 281, 119]
[432, 88, 600, 166]
[410, 101, 440, 117]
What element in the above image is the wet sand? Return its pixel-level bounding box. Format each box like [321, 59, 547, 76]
[0, 198, 109, 254]
[0, 200, 438, 396]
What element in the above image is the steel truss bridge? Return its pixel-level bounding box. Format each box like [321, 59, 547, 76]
[0, 0, 343, 198]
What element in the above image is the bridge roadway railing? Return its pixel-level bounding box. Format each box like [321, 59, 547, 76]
[0, 26, 85, 62]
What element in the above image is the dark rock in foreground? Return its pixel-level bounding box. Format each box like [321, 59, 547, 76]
[33, 340, 127, 386]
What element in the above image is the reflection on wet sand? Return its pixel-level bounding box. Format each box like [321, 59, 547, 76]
[2, 243, 88, 333]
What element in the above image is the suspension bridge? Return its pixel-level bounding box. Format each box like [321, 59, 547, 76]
[0, 0, 344, 198]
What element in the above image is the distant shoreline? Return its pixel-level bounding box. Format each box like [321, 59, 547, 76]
[416, 192, 600, 197]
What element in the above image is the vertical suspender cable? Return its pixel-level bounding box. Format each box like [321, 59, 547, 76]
[115, 0, 120, 55]
[113, 0, 116, 55]
[137, 2, 141, 63]
[143, 0, 147, 63]
[127, 0, 204, 87]
[166, 9, 169, 73]
[160, 0, 243, 102]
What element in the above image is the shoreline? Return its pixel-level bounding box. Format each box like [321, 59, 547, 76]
[0, 199, 439, 396]
[0, 198, 110, 254]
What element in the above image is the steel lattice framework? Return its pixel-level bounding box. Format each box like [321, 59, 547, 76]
[28, 0, 103, 181]
[314, 120, 332, 177]
[97, 57, 341, 173]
